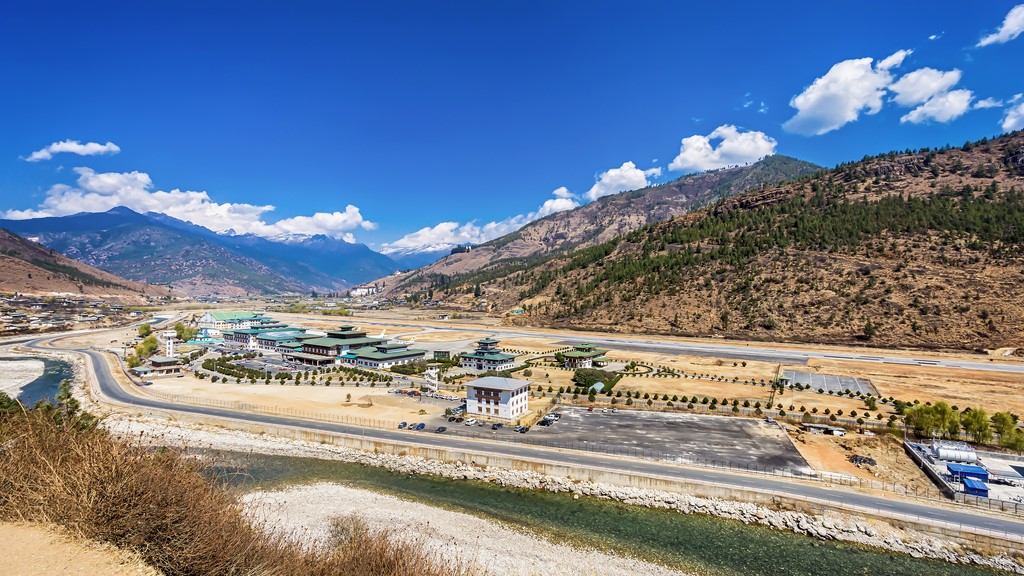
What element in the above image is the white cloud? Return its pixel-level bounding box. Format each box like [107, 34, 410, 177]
[928, 32, 944, 41]
[783, 50, 910, 135]
[758, 101, 768, 114]
[890, 68, 962, 106]
[24, 140, 120, 162]
[1, 167, 376, 241]
[900, 89, 974, 124]
[381, 187, 580, 253]
[1011, 93, 1023, 104]
[668, 125, 777, 173]
[1003, 102, 1024, 132]
[977, 4, 1024, 47]
[584, 161, 660, 201]
[974, 97, 1003, 109]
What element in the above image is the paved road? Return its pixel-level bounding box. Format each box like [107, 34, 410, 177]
[28, 335, 1024, 541]
[355, 321, 1024, 375]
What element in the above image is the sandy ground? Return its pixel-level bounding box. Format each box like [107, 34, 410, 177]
[142, 375, 449, 423]
[788, 432, 940, 496]
[809, 358, 1024, 416]
[0, 522, 161, 576]
[243, 483, 690, 576]
[613, 375, 882, 416]
[0, 358, 45, 397]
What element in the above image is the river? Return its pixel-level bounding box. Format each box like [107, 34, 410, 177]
[204, 450, 1002, 576]
[0, 356, 74, 406]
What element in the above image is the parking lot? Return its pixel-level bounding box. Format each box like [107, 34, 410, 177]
[415, 406, 810, 472]
[524, 408, 810, 471]
[783, 370, 877, 396]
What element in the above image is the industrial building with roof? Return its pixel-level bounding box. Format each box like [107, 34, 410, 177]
[460, 338, 516, 371]
[561, 343, 609, 369]
[465, 376, 530, 420]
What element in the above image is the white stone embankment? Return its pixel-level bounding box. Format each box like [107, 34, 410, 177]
[102, 416, 1024, 574]
[0, 358, 45, 398]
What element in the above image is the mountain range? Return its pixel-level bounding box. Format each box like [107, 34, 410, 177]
[384, 154, 821, 291]
[382, 134, 1024, 351]
[0, 208, 399, 297]
[0, 227, 169, 303]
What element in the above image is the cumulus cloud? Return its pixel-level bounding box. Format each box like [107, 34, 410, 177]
[973, 97, 1003, 109]
[977, 4, 1024, 47]
[1003, 102, 1024, 132]
[584, 161, 660, 201]
[890, 68, 962, 106]
[24, 140, 120, 162]
[1, 167, 375, 241]
[668, 125, 777, 173]
[382, 186, 580, 253]
[783, 50, 911, 135]
[900, 89, 974, 124]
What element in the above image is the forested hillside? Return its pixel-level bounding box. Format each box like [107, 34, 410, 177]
[409, 132, 1024, 350]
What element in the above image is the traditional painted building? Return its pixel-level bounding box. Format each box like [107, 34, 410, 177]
[561, 343, 609, 369]
[345, 342, 427, 369]
[196, 311, 270, 331]
[280, 325, 391, 366]
[465, 376, 530, 420]
[460, 338, 516, 371]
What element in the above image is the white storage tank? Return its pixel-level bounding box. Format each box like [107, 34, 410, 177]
[931, 440, 979, 463]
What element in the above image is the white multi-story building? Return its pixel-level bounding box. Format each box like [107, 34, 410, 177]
[465, 376, 530, 421]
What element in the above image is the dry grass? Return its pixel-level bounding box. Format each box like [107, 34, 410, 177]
[0, 412, 469, 576]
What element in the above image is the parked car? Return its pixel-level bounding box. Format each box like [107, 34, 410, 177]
[491, 423, 503, 430]
[415, 423, 426, 431]
[455, 417, 464, 423]
[407, 422, 418, 430]
[587, 406, 594, 412]
[398, 422, 407, 429]
[448, 416, 456, 422]
[519, 426, 530, 433]
[513, 425, 523, 432]
[435, 426, 447, 433]
[537, 420, 552, 426]
[464, 418, 477, 426]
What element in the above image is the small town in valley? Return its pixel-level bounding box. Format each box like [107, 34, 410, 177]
[4, 3, 1024, 575]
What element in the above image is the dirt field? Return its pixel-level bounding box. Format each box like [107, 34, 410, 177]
[807, 359, 1024, 416]
[613, 376, 887, 417]
[788, 430, 939, 496]
[142, 374, 450, 423]
[0, 522, 160, 576]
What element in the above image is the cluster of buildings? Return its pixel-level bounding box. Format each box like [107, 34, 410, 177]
[460, 338, 517, 371]
[194, 312, 429, 370]
[1, 295, 138, 334]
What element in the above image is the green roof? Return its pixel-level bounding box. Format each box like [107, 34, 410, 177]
[351, 345, 426, 361]
[279, 342, 303, 348]
[477, 338, 500, 344]
[562, 348, 607, 358]
[205, 311, 263, 321]
[256, 332, 304, 341]
[303, 336, 387, 348]
[462, 351, 516, 362]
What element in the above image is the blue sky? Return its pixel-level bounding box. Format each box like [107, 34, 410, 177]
[2, 2, 1023, 252]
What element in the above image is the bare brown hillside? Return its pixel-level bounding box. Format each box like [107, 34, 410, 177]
[0, 229, 173, 303]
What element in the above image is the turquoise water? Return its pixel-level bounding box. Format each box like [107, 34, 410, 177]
[0, 356, 73, 406]
[204, 451, 1002, 576]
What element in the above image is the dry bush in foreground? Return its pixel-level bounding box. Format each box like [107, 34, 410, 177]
[0, 411, 468, 576]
